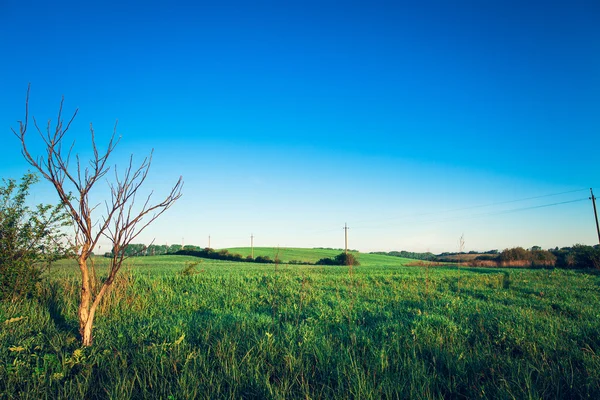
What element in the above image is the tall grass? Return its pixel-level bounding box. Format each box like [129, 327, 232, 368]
[1, 255, 599, 398]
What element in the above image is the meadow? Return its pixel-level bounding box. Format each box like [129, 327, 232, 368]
[1, 248, 599, 399]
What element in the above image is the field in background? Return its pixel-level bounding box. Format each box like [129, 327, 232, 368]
[1, 251, 600, 398]
[224, 247, 416, 266]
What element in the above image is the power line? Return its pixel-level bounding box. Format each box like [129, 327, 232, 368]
[445, 188, 588, 213]
[353, 188, 589, 227]
[358, 197, 588, 229]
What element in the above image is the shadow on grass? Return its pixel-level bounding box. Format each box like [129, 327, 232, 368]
[573, 268, 600, 276]
[41, 281, 79, 336]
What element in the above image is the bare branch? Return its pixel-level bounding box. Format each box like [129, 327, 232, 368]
[11, 85, 183, 346]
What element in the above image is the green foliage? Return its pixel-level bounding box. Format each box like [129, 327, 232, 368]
[179, 261, 201, 276]
[335, 252, 360, 266]
[316, 252, 360, 266]
[499, 247, 556, 267]
[176, 248, 275, 264]
[254, 255, 273, 263]
[147, 244, 168, 256]
[0, 173, 70, 299]
[553, 244, 600, 269]
[498, 247, 530, 262]
[168, 244, 182, 254]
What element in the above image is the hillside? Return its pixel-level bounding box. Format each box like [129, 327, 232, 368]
[223, 247, 415, 267]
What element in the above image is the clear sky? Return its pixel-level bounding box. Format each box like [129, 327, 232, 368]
[1, 0, 599, 253]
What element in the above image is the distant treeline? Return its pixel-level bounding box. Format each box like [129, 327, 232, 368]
[102, 243, 196, 257]
[371, 249, 500, 262]
[373, 246, 600, 269]
[104, 244, 357, 266]
[106, 243, 600, 269]
[465, 245, 600, 269]
[175, 248, 291, 264]
[496, 245, 599, 269]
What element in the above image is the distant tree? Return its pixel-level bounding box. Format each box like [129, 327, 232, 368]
[254, 255, 273, 264]
[571, 244, 600, 269]
[147, 244, 168, 256]
[317, 252, 360, 266]
[315, 256, 336, 265]
[13, 86, 182, 346]
[124, 243, 147, 257]
[530, 249, 556, 266]
[335, 252, 360, 266]
[499, 247, 529, 263]
[168, 244, 183, 254]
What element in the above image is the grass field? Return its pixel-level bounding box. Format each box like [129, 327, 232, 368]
[1, 250, 599, 399]
[225, 247, 415, 266]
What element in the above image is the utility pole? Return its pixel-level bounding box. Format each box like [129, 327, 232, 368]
[343, 223, 349, 254]
[591, 188, 600, 245]
[208, 235, 211, 249]
[251, 233, 254, 258]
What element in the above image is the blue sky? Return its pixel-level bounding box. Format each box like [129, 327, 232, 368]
[1, 0, 599, 253]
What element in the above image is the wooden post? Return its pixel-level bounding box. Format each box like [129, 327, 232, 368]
[344, 223, 349, 254]
[591, 189, 600, 245]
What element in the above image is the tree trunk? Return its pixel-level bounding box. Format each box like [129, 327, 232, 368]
[81, 281, 111, 346]
[78, 256, 91, 341]
[82, 317, 94, 346]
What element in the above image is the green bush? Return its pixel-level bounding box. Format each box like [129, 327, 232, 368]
[498, 247, 556, 267]
[498, 247, 529, 263]
[552, 245, 600, 269]
[316, 252, 360, 266]
[572, 244, 600, 269]
[254, 255, 273, 264]
[0, 173, 70, 299]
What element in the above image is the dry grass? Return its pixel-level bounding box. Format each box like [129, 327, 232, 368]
[467, 260, 557, 268]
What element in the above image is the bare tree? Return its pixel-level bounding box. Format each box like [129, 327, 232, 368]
[12, 85, 183, 346]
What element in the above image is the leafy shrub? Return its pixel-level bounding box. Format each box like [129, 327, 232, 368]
[499, 247, 530, 263]
[498, 247, 556, 267]
[316, 252, 360, 266]
[531, 249, 557, 266]
[315, 257, 337, 266]
[180, 261, 201, 276]
[552, 245, 600, 269]
[231, 253, 244, 261]
[0, 173, 70, 299]
[254, 255, 273, 264]
[572, 244, 600, 269]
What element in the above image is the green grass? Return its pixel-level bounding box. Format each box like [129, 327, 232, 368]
[225, 246, 415, 266]
[1, 251, 600, 399]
